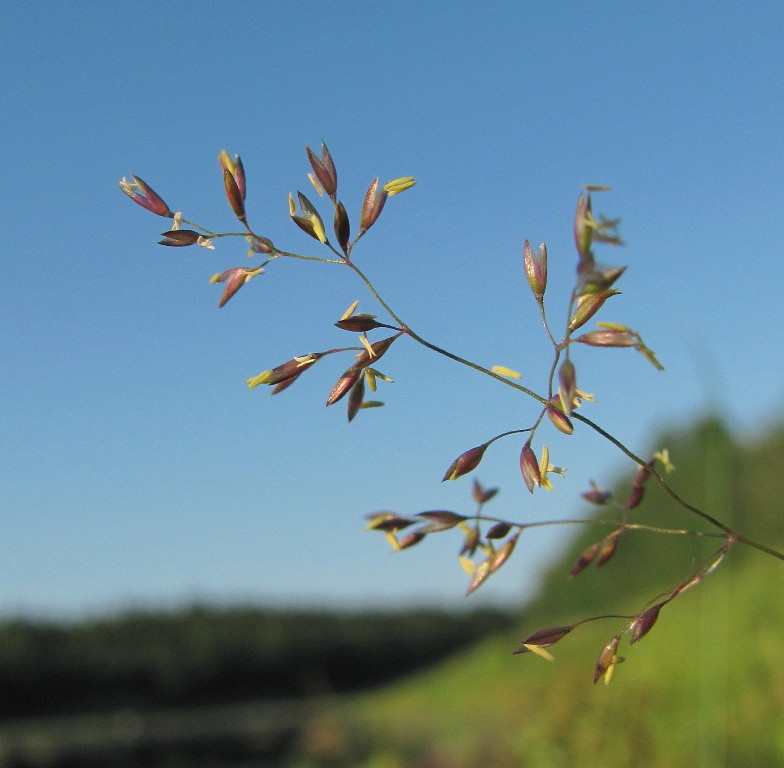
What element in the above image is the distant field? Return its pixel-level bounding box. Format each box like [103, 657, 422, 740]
[4, 418, 784, 768]
[296, 419, 784, 767]
[0, 606, 515, 766]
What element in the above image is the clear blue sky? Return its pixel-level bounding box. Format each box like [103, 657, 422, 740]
[3, 1, 784, 617]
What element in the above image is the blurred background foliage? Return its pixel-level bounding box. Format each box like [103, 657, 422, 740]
[2, 416, 783, 767]
[308, 416, 784, 767]
[0, 608, 515, 718]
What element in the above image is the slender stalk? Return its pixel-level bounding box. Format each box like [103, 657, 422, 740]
[537, 298, 558, 347]
[345, 260, 784, 563]
[175, 213, 784, 564]
[471, 514, 727, 539]
[345, 261, 547, 402]
[570, 413, 784, 561]
[278, 250, 346, 264]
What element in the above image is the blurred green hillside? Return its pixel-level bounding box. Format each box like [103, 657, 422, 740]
[292, 417, 784, 767]
[0, 607, 515, 719]
[2, 417, 783, 768]
[0, 608, 513, 767]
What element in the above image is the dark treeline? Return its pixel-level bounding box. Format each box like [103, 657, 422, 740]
[0, 605, 515, 718]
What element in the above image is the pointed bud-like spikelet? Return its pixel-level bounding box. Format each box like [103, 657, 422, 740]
[270, 355, 320, 384]
[334, 314, 385, 332]
[365, 512, 417, 532]
[485, 522, 513, 539]
[351, 334, 400, 372]
[398, 531, 426, 550]
[520, 443, 541, 493]
[594, 635, 621, 684]
[218, 150, 246, 200]
[624, 486, 646, 510]
[630, 602, 665, 644]
[574, 191, 593, 262]
[359, 177, 388, 234]
[291, 191, 328, 243]
[334, 200, 350, 253]
[596, 528, 623, 567]
[248, 235, 275, 254]
[576, 329, 638, 347]
[218, 150, 246, 199]
[558, 360, 577, 416]
[306, 143, 338, 198]
[569, 541, 601, 577]
[472, 478, 499, 504]
[513, 625, 575, 654]
[466, 557, 493, 596]
[159, 229, 201, 246]
[523, 239, 548, 300]
[271, 378, 298, 394]
[625, 458, 655, 510]
[418, 510, 468, 525]
[346, 375, 365, 422]
[442, 443, 489, 481]
[223, 168, 247, 223]
[326, 367, 361, 406]
[460, 525, 481, 556]
[210, 266, 263, 308]
[581, 481, 612, 505]
[579, 265, 627, 296]
[363, 334, 397, 360]
[631, 460, 655, 488]
[233, 155, 246, 200]
[320, 143, 337, 195]
[490, 533, 519, 572]
[247, 354, 322, 391]
[568, 289, 621, 333]
[547, 405, 574, 435]
[416, 510, 468, 533]
[119, 175, 174, 217]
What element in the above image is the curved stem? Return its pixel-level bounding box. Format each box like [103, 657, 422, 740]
[546, 346, 561, 402]
[177, 218, 218, 236]
[571, 412, 784, 562]
[317, 245, 784, 563]
[473, 513, 726, 539]
[345, 261, 547, 403]
[344, 262, 784, 563]
[277, 250, 345, 264]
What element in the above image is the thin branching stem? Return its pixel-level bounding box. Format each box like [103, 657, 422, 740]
[344, 260, 784, 563]
[571, 412, 784, 562]
[345, 261, 547, 402]
[169, 208, 784, 565]
[278, 250, 346, 264]
[537, 299, 558, 347]
[470, 513, 727, 539]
